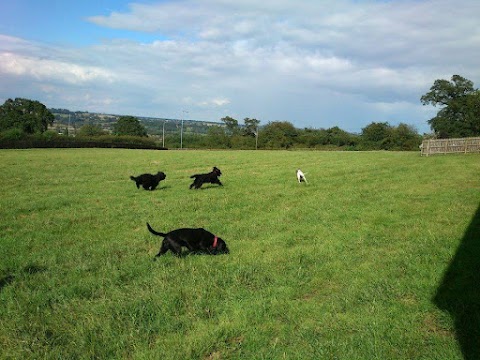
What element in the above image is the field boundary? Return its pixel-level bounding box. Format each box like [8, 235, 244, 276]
[420, 137, 480, 156]
[0, 138, 167, 150]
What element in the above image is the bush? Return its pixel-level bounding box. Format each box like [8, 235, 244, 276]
[33, 130, 59, 142]
[77, 124, 107, 137]
[0, 128, 27, 141]
[0, 133, 165, 150]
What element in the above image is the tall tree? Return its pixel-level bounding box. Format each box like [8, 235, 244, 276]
[243, 117, 260, 137]
[112, 116, 147, 137]
[421, 75, 480, 138]
[421, 75, 475, 106]
[0, 98, 54, 133]
[220, 116, 239, 135]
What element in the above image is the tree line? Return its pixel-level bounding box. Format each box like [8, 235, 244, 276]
[174, 118, 421, 150]
[61, 114, 423, 150]
[1, 75, 479, 150]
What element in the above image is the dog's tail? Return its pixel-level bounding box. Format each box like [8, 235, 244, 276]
[146, 223, 167, 237]
[190, 174, 199, 179]
[130, 176, 136, 181]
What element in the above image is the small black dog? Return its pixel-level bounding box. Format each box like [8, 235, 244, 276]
[130, 172, 166, 190]
[147, 222, 229, 258]
[189, 166, 222, 189]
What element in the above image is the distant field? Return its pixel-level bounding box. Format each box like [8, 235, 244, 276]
[0, 149, 479, 359]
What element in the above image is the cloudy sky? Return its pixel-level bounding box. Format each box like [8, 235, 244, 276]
[1, 0, 479, 133]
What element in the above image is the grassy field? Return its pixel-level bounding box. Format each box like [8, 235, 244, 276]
[0, 148, 479, 359]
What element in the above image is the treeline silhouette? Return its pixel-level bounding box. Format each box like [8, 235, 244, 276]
[1, 120, 422, 151]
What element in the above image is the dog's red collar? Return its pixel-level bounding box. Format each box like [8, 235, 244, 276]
[212, 236, 218, 248]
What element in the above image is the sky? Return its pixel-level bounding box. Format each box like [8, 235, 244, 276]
[1, 0, 479, 134]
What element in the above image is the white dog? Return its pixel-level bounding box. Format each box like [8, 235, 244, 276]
[296, 169, 307, 184]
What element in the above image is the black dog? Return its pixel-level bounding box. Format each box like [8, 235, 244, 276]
[147, 223, 229, 258]
[130, 172, 166, 190]
[189, 166, 222, 189]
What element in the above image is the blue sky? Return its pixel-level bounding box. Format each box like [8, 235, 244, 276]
[0, 1, 158, 45]
[1, 0, 479, 133]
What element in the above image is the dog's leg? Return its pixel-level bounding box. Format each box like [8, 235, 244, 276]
[131, 176, 140, 189]
[167, 237, 183, 256]
[154, 240, 170, 259]
[170, 246, 183, 256]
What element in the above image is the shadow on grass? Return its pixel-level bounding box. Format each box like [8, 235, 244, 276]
[186, 186, 224, 191]
[153, 250, 230, 260]
[23, 264, 48, 274]
[0, 264, 48, 293]
[0, 274, 15, 292]
[434, 203, 480, 360]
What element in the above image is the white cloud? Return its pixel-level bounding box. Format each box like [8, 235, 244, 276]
[0, 52, 115, 84]
[210, 98, 230, 107]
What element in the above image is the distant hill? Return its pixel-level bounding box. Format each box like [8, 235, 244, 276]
[49, 108, 225, 136]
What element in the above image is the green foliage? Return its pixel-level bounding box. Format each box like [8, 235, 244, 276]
[220, 116, 240, 136]
[0, 127, 27, 141]
[47, 107, 423, 150]
[243, 117, 260, 137]
[421, 75, 475, 106]
[391, 123, 423, 151]
[362, 122, 392, 143]
[112, 116, 147, 137]
[206, 126, 231, 148]
[427, 91, 480, 138]
[323, 126, 358, 147]
[36, 130, 60, 141]
[0, 132, 161, 149]
[360, 122, 422, 150]
[421, 75, 480, 138]
[0, 98, 424, 151]
[93, 134, 157, 147]
[77, 124, 107, 137]
[297, 127, 359, 149]
[361, 122, 393, 149]
[0, 98, 54, 134]
[260, 121, 298, 149]
[1, 149, 479, 359]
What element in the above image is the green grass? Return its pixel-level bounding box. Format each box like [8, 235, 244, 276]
[0, 148, 479, 359]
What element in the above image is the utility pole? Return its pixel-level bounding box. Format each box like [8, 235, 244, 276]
[162, 120, 165, 148]
[180, 110, 188, 149]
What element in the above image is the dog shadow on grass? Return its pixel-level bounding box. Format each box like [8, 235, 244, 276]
[434, 203, 480, 360]
[192, 185, 224, 190]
